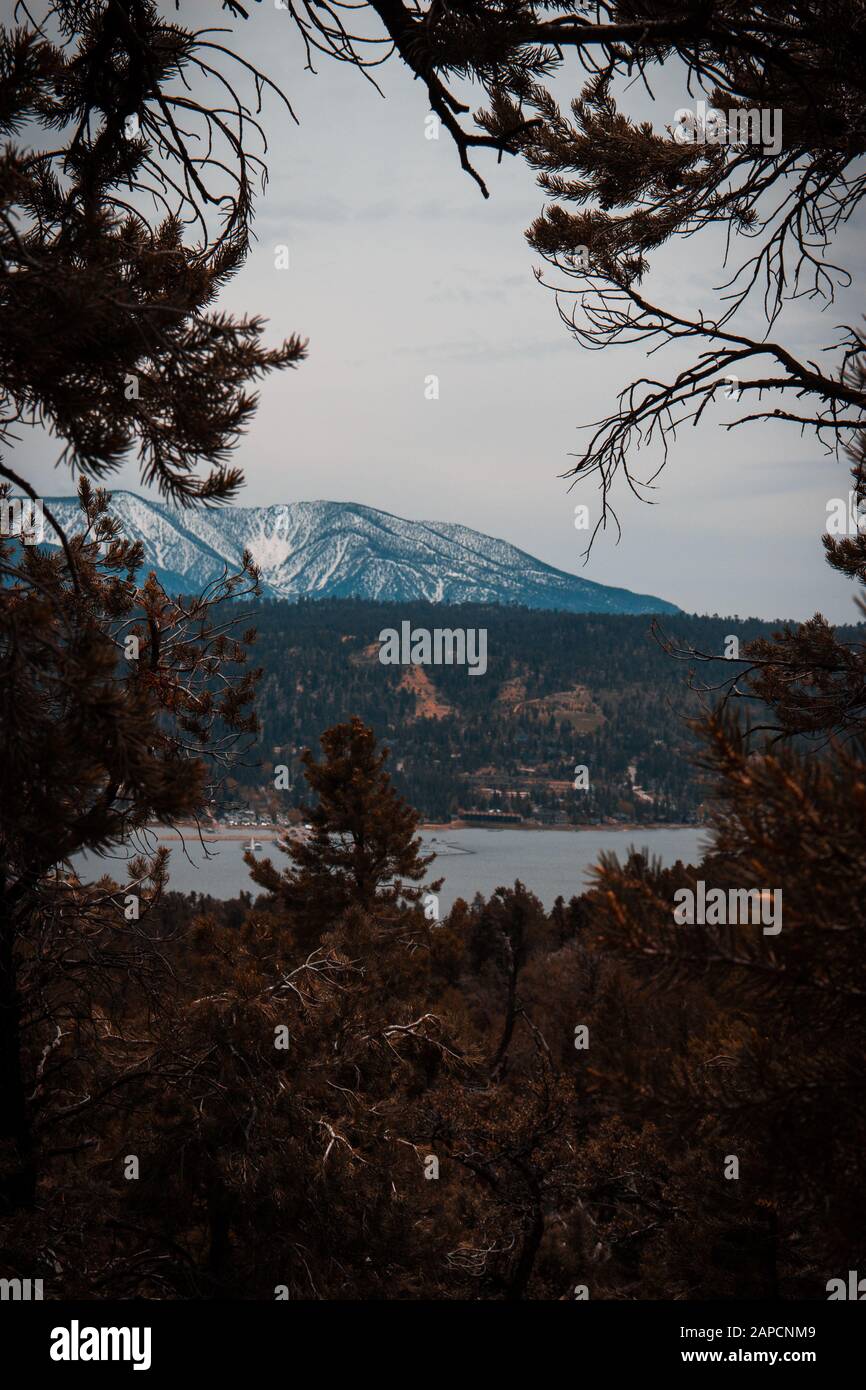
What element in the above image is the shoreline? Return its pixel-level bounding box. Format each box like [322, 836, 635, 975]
[147, 821, 703, 842]
[421, 820, 700, 833]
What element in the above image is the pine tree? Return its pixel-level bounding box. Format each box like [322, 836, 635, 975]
[0, 1, 301, 1214]
[247, 717, 442, 949]
[0, 4, 306, 505]
[0, 480, 262, 1210]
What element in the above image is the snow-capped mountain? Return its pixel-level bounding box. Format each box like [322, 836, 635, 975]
[42, 493, 679, 614]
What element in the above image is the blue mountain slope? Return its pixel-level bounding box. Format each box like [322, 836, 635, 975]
[41, 493, 680, 615]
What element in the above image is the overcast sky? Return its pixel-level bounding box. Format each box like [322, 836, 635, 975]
[19, 3, 866, 623]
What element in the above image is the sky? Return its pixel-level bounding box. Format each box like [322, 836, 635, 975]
[17, 2, 866, 623]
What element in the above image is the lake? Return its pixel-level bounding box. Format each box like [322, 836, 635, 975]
[75, 826, 708, 912]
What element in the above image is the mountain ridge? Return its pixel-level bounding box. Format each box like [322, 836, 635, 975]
[41, 492, 680, 615]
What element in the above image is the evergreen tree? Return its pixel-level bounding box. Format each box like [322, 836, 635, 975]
[0, 3, 305, 505]
[0, 480, 262, 1210]
[0, 0, 300, 1214]
[247, 717, 442, 948]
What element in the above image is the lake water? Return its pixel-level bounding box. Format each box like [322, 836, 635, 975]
[75, 826, 707, 912]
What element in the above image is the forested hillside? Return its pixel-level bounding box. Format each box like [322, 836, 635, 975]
[217, 599, 857, 824]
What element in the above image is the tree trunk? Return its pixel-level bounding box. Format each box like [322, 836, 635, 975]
[506, 1160, 544, 1300]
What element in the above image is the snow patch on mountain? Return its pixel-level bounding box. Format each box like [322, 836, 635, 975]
[42, 493, 679, 615]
